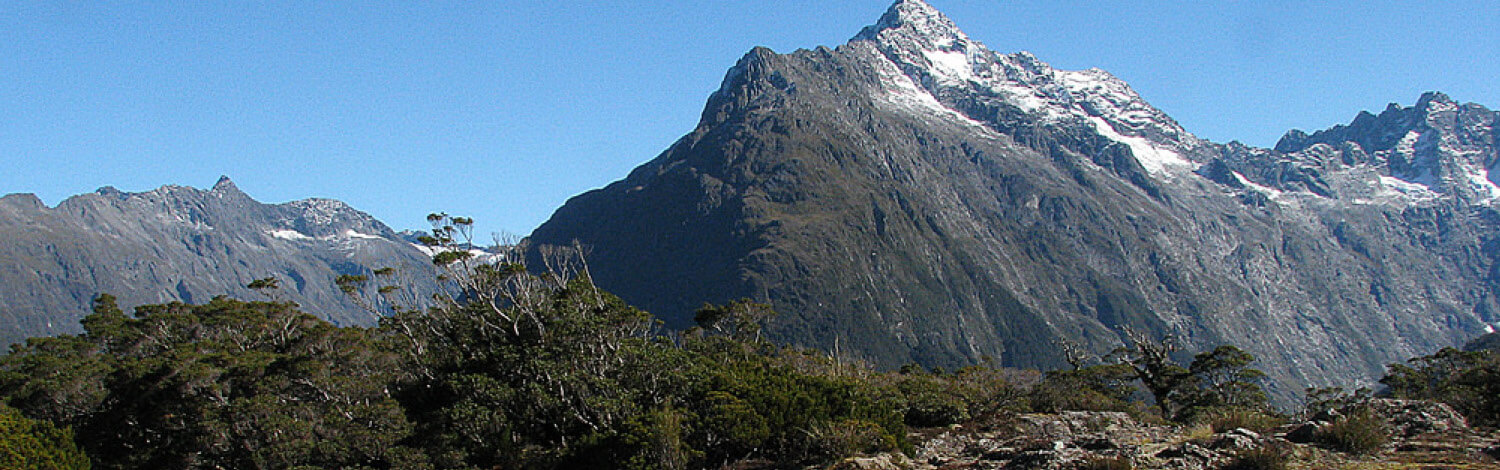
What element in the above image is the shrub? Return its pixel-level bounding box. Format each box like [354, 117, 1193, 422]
[1221, 445, 1288, 470]
[1027, 364, 1135, 414]
[1179, 423, 1215, 443]
[800, 419, 897, 462]
[0, 403, 90, 470]
[694, 390, 769, 461]
[1201, 408, 1284, 434]
[619, 404, 702, 470]
[890, 375, 970, 427]
[1315, 409, 1387, 455]
[1380, 347, 1500, 427]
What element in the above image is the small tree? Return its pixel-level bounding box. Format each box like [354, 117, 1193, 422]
[1111, 328, 1191, 419]
[246, 276, 282, 302]
[693, 299, 776, 344]
[1100, 329, 1269, 422]
[1185, 345, 1269, 410]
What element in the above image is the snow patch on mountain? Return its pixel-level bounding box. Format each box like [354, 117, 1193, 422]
[343, 230, 382, 240]
[1057, 69, 1177, 131]
[409, 243, 501, 264]
[860, 42, 993, 132]
[1233, 171, 1285, 201]
[922, 49, 973, 85]
[1463, 162, 1500, 202]
[267, 228, 389, 243]
[1378, 175, 1441, 201]
[286, 198, 359, 227]
[1084, 116, 1195, 175]
[269, 229, 311, 241]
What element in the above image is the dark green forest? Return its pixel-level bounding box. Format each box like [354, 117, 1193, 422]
[3, 216, 1497, 469]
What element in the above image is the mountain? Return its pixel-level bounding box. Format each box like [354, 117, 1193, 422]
[529, 0, 1500, 397]
[0, 176, 435, 347]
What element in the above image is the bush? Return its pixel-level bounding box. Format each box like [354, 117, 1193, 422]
[1315, 409, 1387, 455]
[0, 403, 90, 470]
[1221, 445, 1288, 470]
[1027, 364, 1136, 413]
[1380, 347, 1500, 427]
[1, 297, 419, 470]
[618, 404, 701, 470]
[1200, 408, 1284, 434]
[890, 374, 970, 427]
[799, 419, 897, 462]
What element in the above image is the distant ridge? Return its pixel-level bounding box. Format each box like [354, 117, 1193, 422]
[0, 177, 435, 346]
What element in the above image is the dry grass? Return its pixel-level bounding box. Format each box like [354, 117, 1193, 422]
[1316, 410, 1389, 455]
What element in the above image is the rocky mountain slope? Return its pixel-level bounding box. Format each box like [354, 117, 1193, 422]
[0, 177, 433, 347]
[529, 0, 1500, 397]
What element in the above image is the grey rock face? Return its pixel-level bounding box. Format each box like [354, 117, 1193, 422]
[1364, 398, 1470, 438]
[531, 0, 1498, 399]
[0, 176, 434, 347]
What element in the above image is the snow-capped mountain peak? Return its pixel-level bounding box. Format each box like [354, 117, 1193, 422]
[854, 0, 971, 51]
[1273, 91, 1500, 203]
[850, 0, 1202, 177]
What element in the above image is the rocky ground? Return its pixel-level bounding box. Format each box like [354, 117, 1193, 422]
[831, 400, 1500, 469]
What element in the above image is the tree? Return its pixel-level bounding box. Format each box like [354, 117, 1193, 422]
[1185, 345, 1269, 410]
[1, 296, 422, 470]
[1088, 330, 1269, 422]
[356, 215, 672, 468]
[693, 299, 776, 344]
[1111, 328, 1191, 419]
[1381, 346, 1500, 426]
[245, 276, 279, 292]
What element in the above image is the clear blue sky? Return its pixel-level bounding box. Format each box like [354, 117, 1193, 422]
[2, 1, 1496, 236]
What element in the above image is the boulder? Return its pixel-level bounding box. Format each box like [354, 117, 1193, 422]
[1284, 421, 1324, 444]
[1208, 428, 1263, 450]
[826, 452, 915, 470]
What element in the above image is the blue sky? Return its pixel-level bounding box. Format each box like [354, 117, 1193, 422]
[2, 1, 1496, 236]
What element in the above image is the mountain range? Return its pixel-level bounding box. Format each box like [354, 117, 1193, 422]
[0, 176, 433, 347]
[2, 0, 1496, 400]
[528, 0, 1500, 397]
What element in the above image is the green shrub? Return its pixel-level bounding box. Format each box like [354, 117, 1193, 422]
[0, 403, 90, 470]
[1315, 409, 1387, 455]
[694, 390, 768, 461]
[1381, 347, 1500, 427]
[800, 419, 897, 462]
[891, 375, 970, 427]
[1027, 364, 1135, 414]
[1, 297, 419, 470]
[1221, 445, 1288, 470]
[619, 404, 701, 470]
